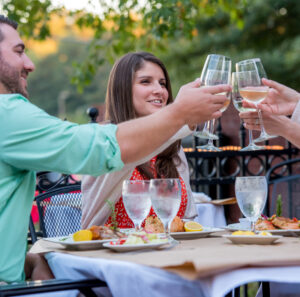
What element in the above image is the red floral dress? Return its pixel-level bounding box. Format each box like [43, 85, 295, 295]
[106, 157, 187, 228]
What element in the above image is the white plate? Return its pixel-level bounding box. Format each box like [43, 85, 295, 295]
[103, 240, 170, 252]
[170, 227, 223, 239]
[226, 223, 300, 236]
[43, 236, 115, 250]
[223, 234, 282, 245]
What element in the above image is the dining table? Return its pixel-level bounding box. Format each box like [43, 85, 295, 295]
[30, 230, 300, 297]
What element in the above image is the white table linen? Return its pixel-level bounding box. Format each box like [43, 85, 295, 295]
[194, 203, 226, 228]
[45, 252, 300, 297]
[45, 253, 205, 297]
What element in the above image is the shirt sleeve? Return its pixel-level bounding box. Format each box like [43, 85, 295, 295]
[0, 95, 124, 176]
[291, 101, 300, 124]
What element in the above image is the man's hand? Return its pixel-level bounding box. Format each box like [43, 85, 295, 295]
[174, 79, 231, 127]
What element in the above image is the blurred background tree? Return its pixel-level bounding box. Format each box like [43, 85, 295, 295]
[0, 0, 299, 122]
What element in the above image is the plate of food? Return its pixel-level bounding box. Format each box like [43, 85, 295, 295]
[223, 231, 282, 245]
[44, 225, 126, 250]
[144, 216, 223, 239]
[226, 215, 300, 236]
[170, 226, 223, 239]
[103, 232, 170, 252]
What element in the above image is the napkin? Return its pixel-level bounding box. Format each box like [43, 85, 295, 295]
[192, 192, 211, 203]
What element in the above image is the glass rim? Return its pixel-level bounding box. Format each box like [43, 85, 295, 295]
[236, 58, 261, 65]
[123, 179, 150, 184]
[207, 54, 231, 61]
[150, 178, 180, 182]
[236, 176, 267, 179]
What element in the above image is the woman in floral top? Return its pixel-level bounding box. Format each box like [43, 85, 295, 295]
[81, 52, 196, 229]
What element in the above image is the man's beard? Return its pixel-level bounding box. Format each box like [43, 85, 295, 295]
[0, 53, 29, 98]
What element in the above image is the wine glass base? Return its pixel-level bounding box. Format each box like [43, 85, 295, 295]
[254, 134, 278, 143]
[193, 131, 219, 140]
[240, 143, 265, 151]
[196, 144, 222, 151]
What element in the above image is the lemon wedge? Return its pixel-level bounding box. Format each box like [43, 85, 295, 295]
[73, 230, 93, 242]
[232, 231, 255, 236]
[258, 231, 272, 236]
[184, 221, 203, 232]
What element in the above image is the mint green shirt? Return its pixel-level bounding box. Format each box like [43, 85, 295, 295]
[0, 94, 124, 282]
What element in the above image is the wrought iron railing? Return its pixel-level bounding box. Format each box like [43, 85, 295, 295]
[185, 141, 299, 199]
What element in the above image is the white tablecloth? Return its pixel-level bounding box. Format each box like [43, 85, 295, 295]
[44, 252, 300, 297]
[194, 204, 226, 228]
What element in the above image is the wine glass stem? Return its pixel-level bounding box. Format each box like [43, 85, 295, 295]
[251, 221, 256, 233]
[134, 222, 140, 231]
[203, 121, 209, 134]
[257, 109, 267, 136]
[249, 129, 254, 145]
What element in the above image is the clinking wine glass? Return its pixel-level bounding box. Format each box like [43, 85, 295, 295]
[231, 72, 264, 151]
[149, 178, 181, 239]
[236, 58, 277, 143]
[194, 54, 231, 151]
[235, 176, 268, 232]
[122, 180, 151, 231]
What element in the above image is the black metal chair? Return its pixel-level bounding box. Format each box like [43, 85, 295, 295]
[30, 184, 82, 243]
[265, 158, 300, 217]
[23, 184, 109, 295]
[0, 278, 107, 296]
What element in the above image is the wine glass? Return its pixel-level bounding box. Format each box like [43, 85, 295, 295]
[122, 180, 151, 231]
[195, 54, 231, 151]
[149, 178, 181, 238]
[231, 72, 264, 151]
[235, 176, 268, 232]
[236, 58, 277, 143]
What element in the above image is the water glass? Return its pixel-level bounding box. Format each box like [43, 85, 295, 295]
[235, 176, 268, 232]
[122, 180, 151, 230]
[149, 178, 181, 237]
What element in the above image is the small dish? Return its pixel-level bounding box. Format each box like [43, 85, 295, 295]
[226, 223, 300, 236]
[223, 234, 282, 245]
[103, 241, 170, 252]
[43, 236, 115, 250]
[170, 227, 223, 240]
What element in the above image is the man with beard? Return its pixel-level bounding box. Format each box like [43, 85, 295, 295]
[0, 15, 230, 283]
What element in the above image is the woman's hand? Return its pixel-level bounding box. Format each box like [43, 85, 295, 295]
[240, 110, 289, 136]
[257, 79, 299, 115]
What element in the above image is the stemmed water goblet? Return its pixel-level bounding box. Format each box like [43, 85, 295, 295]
[149, 178, 181, 239]
[235, 176, 268, 232]
[236, 58, 277, 143]
[194, 54, 231, 151]
[122, 180, 151, 231]
[231, 72, 264, 151]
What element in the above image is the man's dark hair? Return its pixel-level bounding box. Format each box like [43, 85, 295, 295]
[0, 15, 18, 42]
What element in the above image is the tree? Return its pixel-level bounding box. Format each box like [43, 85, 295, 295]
[1, 0, 299, 92]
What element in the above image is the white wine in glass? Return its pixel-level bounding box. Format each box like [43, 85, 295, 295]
[236, 58, 277, 143]
[122, 180, 151, 230]
[231, 72, 264, 151]
[195, 54, 231, 151]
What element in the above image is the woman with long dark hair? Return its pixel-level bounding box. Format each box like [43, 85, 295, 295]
[81, 52, 197, 228]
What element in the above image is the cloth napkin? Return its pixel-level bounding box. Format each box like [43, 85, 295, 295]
[192, 192, 212, 203]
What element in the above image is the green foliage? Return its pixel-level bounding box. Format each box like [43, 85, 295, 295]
[1, 0, 299, 114]
[27, 36, 110, 120]
[276, 194, 282, 217]
[1, 0, 58, 39]
[106, 200, 118, 230]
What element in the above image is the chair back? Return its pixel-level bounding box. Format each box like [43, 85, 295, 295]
[35, 184, 82, 238]
[266, 158, 300, 217]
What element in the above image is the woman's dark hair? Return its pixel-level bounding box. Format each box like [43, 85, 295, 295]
[105, 51, 181, 178]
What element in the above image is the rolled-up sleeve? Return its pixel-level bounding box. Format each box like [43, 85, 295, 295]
[0, 95, 124, 176]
